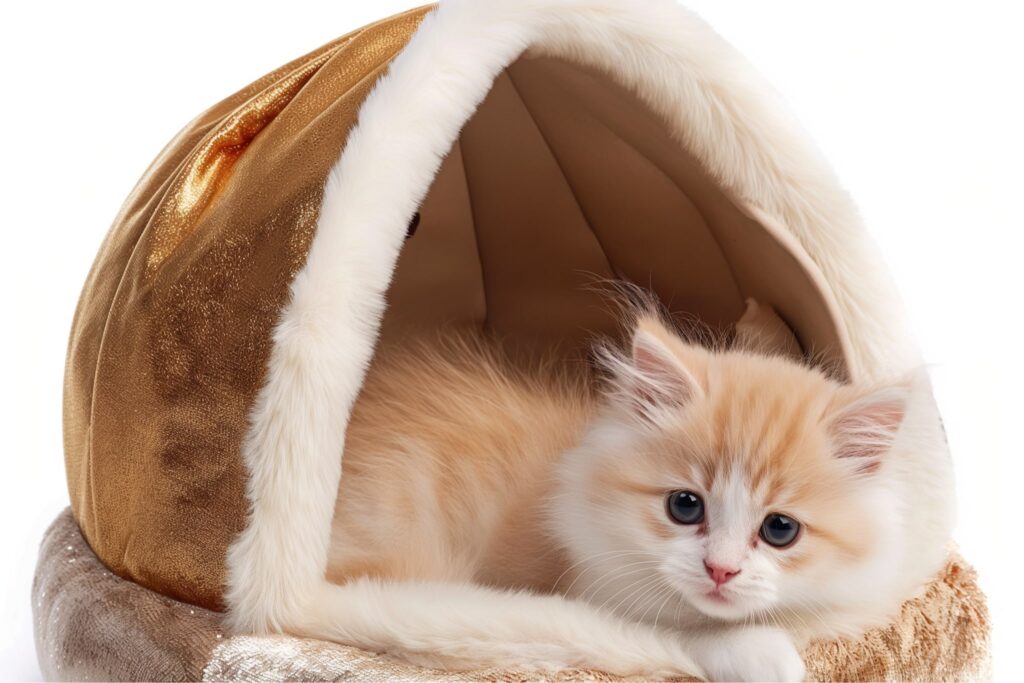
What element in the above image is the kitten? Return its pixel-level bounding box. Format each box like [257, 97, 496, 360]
[312, 308, 951, 681]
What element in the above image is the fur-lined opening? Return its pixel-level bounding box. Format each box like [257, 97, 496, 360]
[226, 0, 914, 633]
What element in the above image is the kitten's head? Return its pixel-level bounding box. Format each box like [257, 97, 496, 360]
[557, 315, 910, 624]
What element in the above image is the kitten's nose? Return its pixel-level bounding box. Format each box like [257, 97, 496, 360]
[704, 560, 740, 586]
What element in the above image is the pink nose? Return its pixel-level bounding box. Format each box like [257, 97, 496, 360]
[704, 561, 740, 586]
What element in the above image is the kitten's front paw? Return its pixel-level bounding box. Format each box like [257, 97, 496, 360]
[695, 626, 805, 682]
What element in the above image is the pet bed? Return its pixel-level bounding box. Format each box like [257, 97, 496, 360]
[35, 509, 989, 680]
[38, 0, 990, 679]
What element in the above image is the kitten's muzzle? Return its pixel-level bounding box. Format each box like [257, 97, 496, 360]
[704, 560, 740, 586]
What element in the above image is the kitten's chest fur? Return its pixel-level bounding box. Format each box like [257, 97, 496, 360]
[326, 341, 591, 593]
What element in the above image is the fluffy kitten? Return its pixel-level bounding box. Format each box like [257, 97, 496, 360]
[314, 310, 952, 681]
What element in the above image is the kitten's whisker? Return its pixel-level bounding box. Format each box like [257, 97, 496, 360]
[577, 560, 663, 601]
[784, 595, 834, 631]
[644, 580, 676, 627]
[582, 566, 664, 607]
[623, 575, 669, 621]
[624, 577, 669, 621]
[557, 548, 651, 593]
[598, 573, 662, 616]
[595, 576, 652, 617]
[557, 550, 656, 595]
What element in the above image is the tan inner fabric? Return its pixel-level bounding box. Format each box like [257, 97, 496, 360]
[383, 57, 849, 378]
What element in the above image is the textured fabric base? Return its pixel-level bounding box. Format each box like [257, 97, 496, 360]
[33, 509, 990, 681]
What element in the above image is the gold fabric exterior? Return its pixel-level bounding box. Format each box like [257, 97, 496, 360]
[34, 510, 991, 682]
[62, 7, 432, 610]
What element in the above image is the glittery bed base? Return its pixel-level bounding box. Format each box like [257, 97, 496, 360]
[32, 509, 990, 681]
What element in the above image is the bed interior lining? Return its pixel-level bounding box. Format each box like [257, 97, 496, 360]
[378, 55, 848, 377]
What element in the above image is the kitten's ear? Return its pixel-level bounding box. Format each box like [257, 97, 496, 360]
[828, 385, 909, 474]
[734, 298, 803, 361]
[624, 316, 703, 415]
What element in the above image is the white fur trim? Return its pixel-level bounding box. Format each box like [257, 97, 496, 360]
[226, 0, 921, 632]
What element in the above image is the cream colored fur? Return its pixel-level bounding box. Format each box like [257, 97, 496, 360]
[225, 0, 950, 675]
[274, 315, 948, 681]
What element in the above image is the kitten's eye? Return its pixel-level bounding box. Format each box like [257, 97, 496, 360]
[760, 514, 801, 548]
[666, 491, 704, 525]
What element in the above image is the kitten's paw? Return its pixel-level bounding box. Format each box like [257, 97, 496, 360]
[695, 626, 805, 682]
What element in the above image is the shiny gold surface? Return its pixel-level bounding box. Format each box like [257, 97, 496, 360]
[63, 6, 432, 610]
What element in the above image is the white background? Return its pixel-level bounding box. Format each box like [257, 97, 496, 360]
[1, 1, 1020, 680]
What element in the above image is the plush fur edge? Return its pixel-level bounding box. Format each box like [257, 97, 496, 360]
[225, 0, 928, 633]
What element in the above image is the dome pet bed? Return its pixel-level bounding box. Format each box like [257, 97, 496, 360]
[37, 0, 990, 680]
